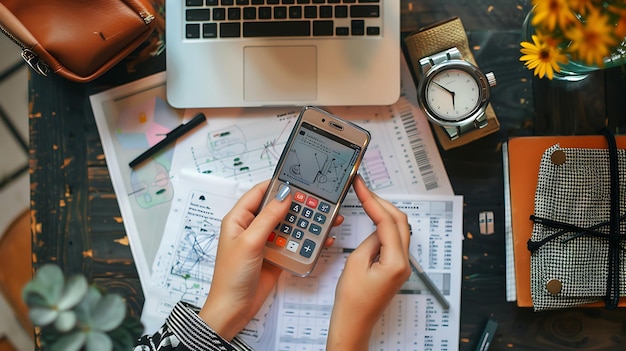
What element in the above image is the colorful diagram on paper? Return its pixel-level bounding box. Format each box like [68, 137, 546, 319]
[115, 97, 181, 209]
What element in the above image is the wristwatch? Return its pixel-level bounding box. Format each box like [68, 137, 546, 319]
[405, 17, 497, 140]
[418, 47, 496, 139]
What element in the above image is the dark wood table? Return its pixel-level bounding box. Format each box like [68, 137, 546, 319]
[30, 0, 626, 350]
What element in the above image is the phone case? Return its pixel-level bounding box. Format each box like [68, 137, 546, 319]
[260, 106, 370, 276]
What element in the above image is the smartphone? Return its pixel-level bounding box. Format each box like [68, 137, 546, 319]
[260, 106, 371, 276]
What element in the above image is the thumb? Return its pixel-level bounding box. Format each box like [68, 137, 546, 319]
[247, 190, 292, 243]
[347, 232, 381, 266]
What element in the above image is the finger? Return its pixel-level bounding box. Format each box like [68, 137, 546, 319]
[324, 236, 336, 248]
[348, 232, 381, 266]
[353, 176, 408, 263]
[222, 180, 270, 231]
[333, 214, 345, 227]
[375, 199, 411, 251]
[353, 176, 402, 244]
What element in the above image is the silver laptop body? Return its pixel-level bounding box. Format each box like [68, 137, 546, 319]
[165, 0, 400, 108]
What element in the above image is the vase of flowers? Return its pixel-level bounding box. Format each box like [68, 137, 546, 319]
[520, 0, 626, 81]
[22, 264, 143, 351]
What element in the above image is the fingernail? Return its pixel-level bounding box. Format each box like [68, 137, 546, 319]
[276, 184, 291, 201]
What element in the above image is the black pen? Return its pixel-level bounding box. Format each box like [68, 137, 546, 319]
[475, 318, 498, 351]
[408, 253, 451, 310]
[129, 113, 206, 168]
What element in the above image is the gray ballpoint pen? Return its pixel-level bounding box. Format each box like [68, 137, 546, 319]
[408, 253, 450, 310]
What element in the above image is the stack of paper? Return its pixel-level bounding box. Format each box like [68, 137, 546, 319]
[91, 54, 466, 350]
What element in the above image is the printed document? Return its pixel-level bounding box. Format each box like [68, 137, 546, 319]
[143, 170, 462, 350]
[90, 54, 463, 350]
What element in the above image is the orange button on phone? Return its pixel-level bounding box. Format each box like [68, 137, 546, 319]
[275, 236, 288, 247]
[294, 191, 306, 202]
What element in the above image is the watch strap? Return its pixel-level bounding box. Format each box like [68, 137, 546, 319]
[404, 17, 476, 72]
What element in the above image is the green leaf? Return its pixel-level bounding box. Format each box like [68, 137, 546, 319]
[108, 328, 133, 351]
[22, 281, 52, 307]
[85, 331, 113, 351]
[28, 306, 59, 326]
[34, 264, 65, 303]
[91, 294, 126, 332]
[22, 273, 64, 307]
[39, 325, 63, 346]
[54, 310, 77, 332]
[121, 315, 144, 337]
[57, 275, 88, 310]
[74, 286, 102, 325]
[49, 331, 86, 351]
[109, 316, 145, 351]
[36, 264, 64, 285]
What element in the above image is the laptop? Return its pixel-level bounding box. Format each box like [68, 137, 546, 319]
[165, 0, 400, 108]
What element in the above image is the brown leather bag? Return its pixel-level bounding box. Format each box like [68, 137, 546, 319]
[0, 0, 157, 82]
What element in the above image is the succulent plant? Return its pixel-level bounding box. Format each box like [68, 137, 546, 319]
[22, 264, 143, 351]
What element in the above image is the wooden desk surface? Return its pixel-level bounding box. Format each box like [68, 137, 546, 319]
[29, 1, 626, 350]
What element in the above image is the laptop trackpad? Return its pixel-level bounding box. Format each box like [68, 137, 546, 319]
[244, 46, 317, 102]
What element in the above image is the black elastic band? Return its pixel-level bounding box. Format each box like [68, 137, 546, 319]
[603, 128, 621, 309]
[527, 214, 626, 253]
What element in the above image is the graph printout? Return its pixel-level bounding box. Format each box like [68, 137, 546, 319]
[90, 55, 459, 350]
[142, 169, 463, 350]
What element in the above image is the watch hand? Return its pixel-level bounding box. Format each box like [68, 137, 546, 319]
[433, 82, 453, 95]
[433, 82, 456, 109]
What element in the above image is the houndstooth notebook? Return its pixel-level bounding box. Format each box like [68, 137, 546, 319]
[528, 135, 626, 311]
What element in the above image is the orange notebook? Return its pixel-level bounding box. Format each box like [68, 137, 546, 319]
[508, 135, 626, 308]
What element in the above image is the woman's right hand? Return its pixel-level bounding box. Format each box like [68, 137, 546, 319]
[326, 175, 412, 350]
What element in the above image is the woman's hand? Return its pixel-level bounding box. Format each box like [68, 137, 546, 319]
[199, 181, 341, 341]
[199, 180, 285, 340]
[327, 175, 412, 350]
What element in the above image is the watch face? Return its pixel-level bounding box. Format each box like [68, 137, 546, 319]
[424, 67, 481, 121]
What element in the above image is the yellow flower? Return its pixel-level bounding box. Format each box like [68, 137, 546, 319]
[567, 0, 598, 14]
[520, 34, 569, 79]
[565, 7, 617, 66]
[521, 1, 626, 78]
[531, 0, 577, 31]
[608, 5, 626, 38]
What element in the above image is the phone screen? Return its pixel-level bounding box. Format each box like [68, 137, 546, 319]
[278, 122, 362, 204]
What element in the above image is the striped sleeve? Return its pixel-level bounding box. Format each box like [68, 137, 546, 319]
[165, 302, 254, 351]
[133, 301, 254, 351]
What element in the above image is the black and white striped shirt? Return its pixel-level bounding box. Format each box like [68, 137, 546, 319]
[134, 302, 253, 351]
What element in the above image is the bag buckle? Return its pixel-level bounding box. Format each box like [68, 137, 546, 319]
[21, 49, 49, 77]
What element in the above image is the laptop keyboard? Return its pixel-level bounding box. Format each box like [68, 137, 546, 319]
[184, 0, 382, 39]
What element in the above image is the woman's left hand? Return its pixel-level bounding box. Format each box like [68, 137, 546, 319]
[199, 180, 340, 340]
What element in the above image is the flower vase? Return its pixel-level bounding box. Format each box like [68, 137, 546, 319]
[522, 8, 626, 81]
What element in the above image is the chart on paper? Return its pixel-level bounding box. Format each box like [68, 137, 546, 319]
[275, 195, 463, 351]
[173, 100, 452, 196]
[189, 115, 296, 181]
[150, 188, 227, 307]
